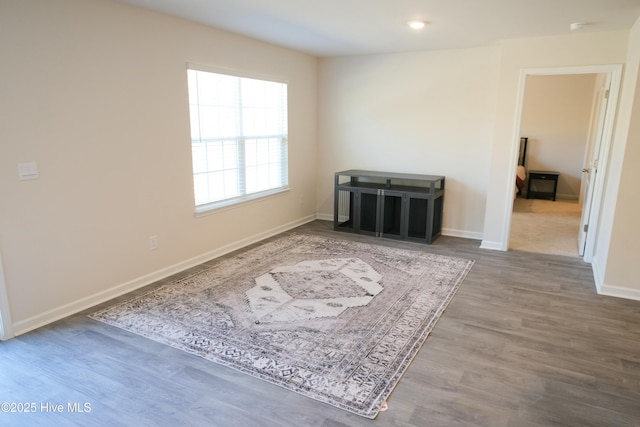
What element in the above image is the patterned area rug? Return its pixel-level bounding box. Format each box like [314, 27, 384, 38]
[90, 234, 474, 418]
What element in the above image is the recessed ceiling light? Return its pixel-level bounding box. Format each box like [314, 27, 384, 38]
[408, 20, 426, 30]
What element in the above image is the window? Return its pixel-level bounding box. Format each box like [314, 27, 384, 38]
[187, 67, 288, 211]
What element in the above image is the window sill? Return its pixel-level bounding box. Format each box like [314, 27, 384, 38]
[194, 187, 291, 217]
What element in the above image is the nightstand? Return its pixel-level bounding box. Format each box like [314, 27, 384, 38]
[526, 170, 559, 201]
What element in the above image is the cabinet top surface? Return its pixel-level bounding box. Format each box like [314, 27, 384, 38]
[528, 170, 559, 176]
[336, 169, 445, 181]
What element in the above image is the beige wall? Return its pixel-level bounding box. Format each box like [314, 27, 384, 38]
[520, 74, 598, 199]
[598, 18, 640, 294]
[481, 31, 629, 251]
[1, 0, 639, 336]
[317, 47, 501, 238]
[316, 29, 638, 295]
[0, 0, 318, 332]
[481, 27, 640, 296]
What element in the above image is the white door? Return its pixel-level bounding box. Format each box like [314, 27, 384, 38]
[578, 75, 611, 256]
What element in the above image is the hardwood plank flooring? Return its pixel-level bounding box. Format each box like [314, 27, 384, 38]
[1, 220, 639, 426]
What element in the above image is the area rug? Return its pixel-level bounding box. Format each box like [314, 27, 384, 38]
[89, 233, 474, 418]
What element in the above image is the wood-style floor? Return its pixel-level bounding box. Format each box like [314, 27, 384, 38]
[1, 220, 639, 426]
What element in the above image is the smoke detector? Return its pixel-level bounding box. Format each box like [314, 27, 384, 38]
[570, 22, 588, 31]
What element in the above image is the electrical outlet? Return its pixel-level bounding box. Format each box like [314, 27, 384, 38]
[149, 235, 158, 250]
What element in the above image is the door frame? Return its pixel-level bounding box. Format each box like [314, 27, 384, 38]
[0, 252, 14, 340]
[505, 64, 622, 262]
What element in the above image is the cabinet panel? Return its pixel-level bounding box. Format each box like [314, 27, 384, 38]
[380, 192, 403, 239]
[407, 197, 428, 239]
[358, 190, 380, 235]
[334, 189, 354, 231]
[432, 196, 443, 238]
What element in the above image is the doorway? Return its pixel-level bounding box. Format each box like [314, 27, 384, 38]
[510, 73, 601, 256]
[510, 198, 582, 256]
[505, 65, 622, 262]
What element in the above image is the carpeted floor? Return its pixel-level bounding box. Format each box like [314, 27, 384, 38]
[510, 198, 582, 257]
[89, 233, 474, 418]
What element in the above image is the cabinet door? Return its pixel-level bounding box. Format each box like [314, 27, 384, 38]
[406, 194, 443, 243]
[356, 188, 381, 236]
[379, 190, 404, 239]
[334, 187, 356, 232]
[406, 195, 429, 242]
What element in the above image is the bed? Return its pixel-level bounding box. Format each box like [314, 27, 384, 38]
[515, 137, 528, 198]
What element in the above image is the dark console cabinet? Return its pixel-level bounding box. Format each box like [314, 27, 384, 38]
[334, 170, 445, 244]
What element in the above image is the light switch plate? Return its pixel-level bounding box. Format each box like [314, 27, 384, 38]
[18, 162, 39, 181]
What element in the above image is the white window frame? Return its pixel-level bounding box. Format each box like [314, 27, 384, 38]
[187, 64, 289, 214]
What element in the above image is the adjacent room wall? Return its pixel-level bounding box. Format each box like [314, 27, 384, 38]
[480, 27, 640, 297]
[481, 31, 629, 251]
[0, 0, 318, 333]
[317, 46, 501, 238]
[520, 74, 598, 199]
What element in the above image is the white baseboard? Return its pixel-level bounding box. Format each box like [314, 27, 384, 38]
[585, 257, 640, 301]
[597, 284, 640, 301]
[479, 240, 505, 251]
[594, 259, 640, 301]
[14, 211, 638, 337]
[315, 214, 483, 242]
[442, 228, 482, 241]
[591, 257, 604, 293]
[316, 212, 333, 221]
[11, 214, 317, 337]
[556, 194, 579, 201]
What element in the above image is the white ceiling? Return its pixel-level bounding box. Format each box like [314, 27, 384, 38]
[114, 0, 640, 57]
